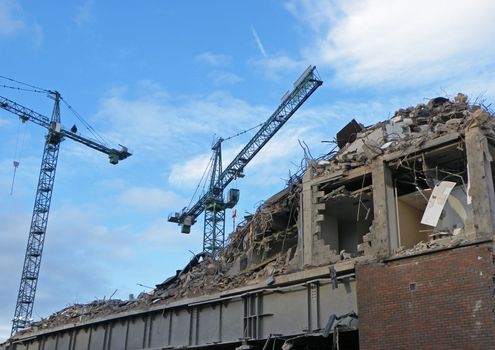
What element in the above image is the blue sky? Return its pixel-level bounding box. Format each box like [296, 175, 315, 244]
[1, 0, 495, 341]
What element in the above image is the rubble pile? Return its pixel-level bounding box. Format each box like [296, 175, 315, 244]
[151, 184, 302, 302]
[248, 186, 300, 255]
[26, 299, 145, 331]
[393, 235, 469, 257]
[20, 181, 300, 334]
[153, 252, 291, 302]
[217, 184, 301, 272]
[312, 94, 493, 178]
[153, 255, 248, 300]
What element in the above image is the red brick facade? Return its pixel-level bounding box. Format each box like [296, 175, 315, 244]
[356, 244, 495, 350]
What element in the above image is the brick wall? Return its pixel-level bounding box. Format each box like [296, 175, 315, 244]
[357, 244, 495, 350]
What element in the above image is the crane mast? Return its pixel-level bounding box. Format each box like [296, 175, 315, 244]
[202, 138, 226, 253]
[11, 92, 61, 335]
[169, 66, 322, 255]
[0, 91, 131, 336]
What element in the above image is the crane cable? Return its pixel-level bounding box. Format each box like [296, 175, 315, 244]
[222, 122, 264, 184]
[0, 84, 46, 94]
[0, 75, 110, 146]
[0, 75, 50, 93]
[59, 97, 109, 146]
[10, 118, 28, 195]
[187, 152, 215, 209]
[223, 121, 264, 142]
[186, 122, 264, 210]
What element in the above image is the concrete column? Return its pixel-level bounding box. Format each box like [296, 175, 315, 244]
[465, 128, 495, 239]
[371, 158, 396, 258]
[301, 170, 314, 266]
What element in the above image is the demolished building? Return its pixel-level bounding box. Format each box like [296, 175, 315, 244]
[3, 94, 495, 349]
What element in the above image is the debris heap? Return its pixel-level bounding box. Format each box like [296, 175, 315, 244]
[312, 93, 491, 177]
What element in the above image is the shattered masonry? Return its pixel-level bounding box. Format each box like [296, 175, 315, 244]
[4, 93, 495, 350]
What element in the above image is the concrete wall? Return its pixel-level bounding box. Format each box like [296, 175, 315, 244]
[397, 199, 429, 248]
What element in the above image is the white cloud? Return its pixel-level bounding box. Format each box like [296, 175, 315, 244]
[250, 54, 306, 80]
[0, 117, 13, 127]
[209, 70, 243, 86]
[95, 83, 268, 158]
[288, 0, 495, 90]
[195, 54, 241, 86]
[433, 71, 495, 103]
[31, 21, 43, 46]
[0, 202, 196, 342]
[0, 0, 43, 45]
[120, 187, 184, 212]
[165, 86, 395, 194]
[168, 152, 211, 188]
[256, 127, 312, 163]
[195, 52, 232, 66]
[285, 0, 338, 32]
[142, 218, 204, 249]
[168, 144, 242, 189]
[0, 0, 24, 36]
[0, 215, 26, 342]
[166, 119, 336, 211]
[166, 122, 332, 220]
[74, 0, 95, 27]
[245, 126, 315, 186]
[0, 208, 116, 342]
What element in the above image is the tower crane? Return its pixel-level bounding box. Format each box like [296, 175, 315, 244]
[0, 90, 131, 336]
[168, 66, 322, 255]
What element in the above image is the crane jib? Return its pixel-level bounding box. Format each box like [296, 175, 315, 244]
[168, 66, 323, 232]
[0, 95, 132, 163]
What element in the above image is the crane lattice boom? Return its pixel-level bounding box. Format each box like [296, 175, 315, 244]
[0, 95, 131, 163]
[0, 91, 131, 336]
[169, 66, 322, 254]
